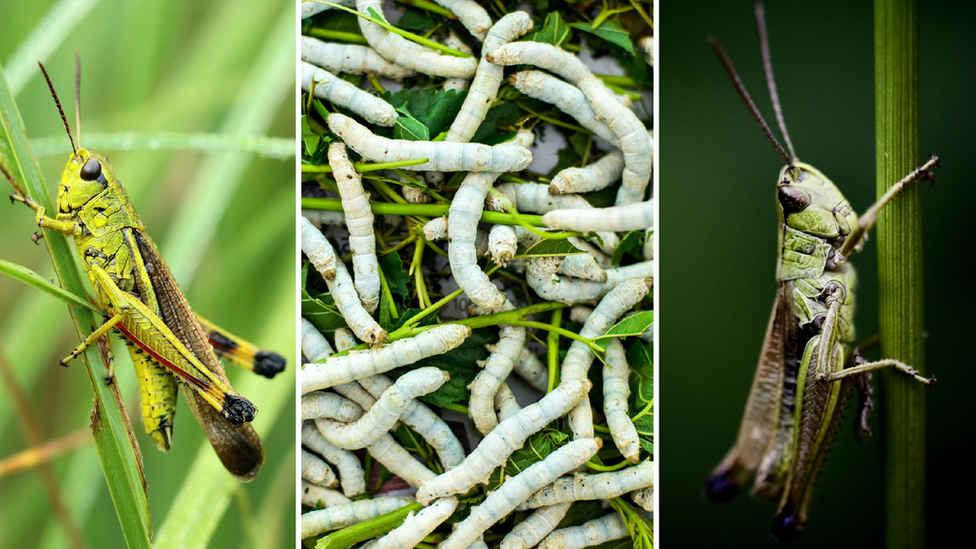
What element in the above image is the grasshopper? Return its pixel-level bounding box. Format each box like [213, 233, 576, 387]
[5, 60, 286, 482]
[702, 4, 938, 541]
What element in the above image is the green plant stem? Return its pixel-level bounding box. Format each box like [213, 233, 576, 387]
[547, 309, 563, 393]
[394, 0, 456, 18]
[301, 158, 429, 173]
[586, 458, 631, 472]
[875, 0, 925, 547]
[303, 197, 547, 227]
[512, 321, 604, 356]
[306, 28, 370, 45]
[321, 3, 473, 58]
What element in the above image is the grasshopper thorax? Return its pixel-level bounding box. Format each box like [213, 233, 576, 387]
[776, 162, 858, 256]
[58, 148, 116, 214]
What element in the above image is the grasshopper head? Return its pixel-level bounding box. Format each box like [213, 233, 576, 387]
[58, 148, 116, 213]
[776, 162, 858, 251]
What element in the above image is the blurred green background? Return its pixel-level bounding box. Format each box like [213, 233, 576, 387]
[0, 0, 296, 547]
[661, 0, 974, 546]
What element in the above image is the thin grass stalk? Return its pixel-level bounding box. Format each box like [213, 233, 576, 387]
[874, 0, 926, 546]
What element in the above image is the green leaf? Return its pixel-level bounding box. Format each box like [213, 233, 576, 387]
[627, 340, 653, 456]
[378, 252, 410, 298]
[569, 20, 635, 54]
[395, 8, 436, 30]
[526, 12, 571, 47]
[609, 498, 653, 549]
[515, 238, 586, 259]
[611, 231, 645, 267]
[393, 108, 430, 141]
[594, 311, 653, 350]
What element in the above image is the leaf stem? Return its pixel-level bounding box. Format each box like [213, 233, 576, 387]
[320, 3, 474, 58]
[303, 197, 547, 227]
[547, 309, 563, 393]
[301, 158, 429, 173]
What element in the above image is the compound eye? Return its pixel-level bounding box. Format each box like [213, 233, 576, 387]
[80, 157, 102, 181]
[778, 184, 810, 214]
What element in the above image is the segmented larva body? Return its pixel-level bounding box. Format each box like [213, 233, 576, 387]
[603, 338, 641, 464]
[507, 71, 620, 147]
[415, 379, 588, 504]
[301, 317, 334, 361]
[332, 380, 379, 414]
[302, 37, 417, 80]
[302, 448, 339, 488]
[549, 150, 625, 196]
[359, 430, 438, 487]
[442, 32, 474, 91]
[543, 198, 654, 233]
[449, 173, 508, 311]
[568, 237, 612, 268]
[301, 61, 397, 127]
[302, 0, 355, 19]
[570, 306, 592, 324]
[642, 228, 654, 261]
[301, 219, 388, 345]
[301, 496, 414, 539]
[498, 502, 572, 549]
[301, 216, 337, 280]
[302, 481, 353, 509]
[329, 113, 532, 172]
[494, 183, 618, 253]
[301, 325, 471, 393]
[469, 310, 526, 434]
[317, 367, 450, 449]
[605, 260, 655, 289]
[631, 486, 653, 512]
[485, 42, 592, 88]
[432, 0, 492, 41]
[488, 224, 518, 267]
[302, 391, 364, 422]
[537, 512, 629, 549]
[446, 11, 534, 143]
[526, 256, 609, 304]
[423, 215, 449, 241]
[510, 347, 548, 393]
[361, 497, 459, 549]
[356, 0, 478, 78]
[559, 254, 608, 283]
[303, 421, 367, 496]
[330, 142, 381, 313]
[333, 327, 359, 352]
[563, 278, 650, 439]
[518, 459, 655, 510]
[639, 36, 654, 66]
[438, 438, 601, 549]
[494, 382, 521, 421]
[302, 208, 346, 226]
[358, 374, 466, 470]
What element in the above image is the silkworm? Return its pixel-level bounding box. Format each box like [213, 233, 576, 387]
[507, 71, 619, 147]
[449, 172, 508, 311]
[494, 382, 521, 421]
[303, 421, 367, 496]
[330, 142, 381, 313]
[559, 254, 608, 283]
[301, 215, 337, 280]
[302, 481, 353, 509]
[302, 208, 346, 226]
[415, 378, 588, 504]
[604, 260, 655, 289]
[442, 32, 474, 91]
[333, 327, 359, 352]
[469, 313, 526, 434]
[431, 0, 492, 41]
[356, 0, 478, 78]
[301, 61, 397, 127]
[354, 429, 438, 487]
[642, 228, 654, 261]
[301, 317, 334, 362]
[517, 458, 655, 510]
[302, 448, 339, 488]
[316, 367, 450, 449]
[549, 150, 626, 196]
[485, 42, 592, 88]
[328, 113, 532, 172]
[446, 11, 534, 143]
[302, 391, 364, 422]
[537, 512, 629, 549]
[301, 219, 388, 344]
[494, 183, 618, 253]
[423, 215, 449, 242]
[361, 497, 459, 549]
[509, 347, 548, 393]
[526, 256, 609, 304]
[563, 278, 651, 439]
[301, 324, 471, 393]
[358, 374, 466, 470]
[543, 199, 654, 233]
[301, 37, 417, 80]
[639, 36, 654, 66]
[301, 496, 414, 538]
[603, 338, 641, 464]
[631, 486, 653, 512]
[438, 438, 601, 549]
[488, 224, 518, 267]
[498, 502, 572, 549]
[402, 185, 432, 204]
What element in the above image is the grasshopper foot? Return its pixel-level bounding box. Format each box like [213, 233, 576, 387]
[771, 512, 802, 542]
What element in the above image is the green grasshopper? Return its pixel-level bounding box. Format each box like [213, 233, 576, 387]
[5, 61, 285, 482]
[703, 4, 938, 541]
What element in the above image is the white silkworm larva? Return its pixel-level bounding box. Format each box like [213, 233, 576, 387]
[485, 42, 592, 88]
[603, 338, 641, 464]
[517, 459, 655, 510]
[450, 173, 507, 311]
[302, 481, 353, 509]
[438, 438, 601, 549]
[330, 142, 380, 313]
[558, 254, 608, 283]
[431, 0, 492, 41]
[488, 224, 518, 267]
[361, 497, 459, 549]
[537, 512, 629, 549]
[494, 183, 618, 253]
[301, 317, 334, 362]
[301, 215, 337, 280]
[642, 228, 654, 261]
[301, 61, 397, 127]
[570, 306, 592, 324]
[402, 185, 432, 204]
[469, 311, 526, 434]
[543, 198, 655, 233]
[302, 0, 355, 18]
[359, 430, 438, 487]
[568, 237, 612, 268]
[509, 347, 548, 393]
[302, 391, 364, 422]
[446, 11, 534, 143]
[423, 215, 449, 241]
[333, 327, 359, 352]
[507, 71, 620, 147]
[549, 149, 626, 196]
[356, 0, 478, 78]
[632, 486, 654, 512]
[526, 256, 609, 304]
[494, 381, 521, 421]
[302, 448, 339, 488]
[301, 496, 414, 539]
[301, 219, 388, 344]
[301, 324, 470, 393]
[317, 367, 449, 449]
[639, 36, 654, 66]
[442, 32, 474, 91]
[604, 260, 655, 289]
[329, 113, 532, 172]
[415, 379, 588, 504]
[563, 278, 651, 439]
[301, 37, 417, 80]
[498, 502, 572, 549]
[358, 374, 466, 470]
[332, 380, 379, 413]
[303, 421, 367, 496]
[302, 208, 346, 226]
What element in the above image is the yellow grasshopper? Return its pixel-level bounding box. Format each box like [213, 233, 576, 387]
[8, 61, 285, 481]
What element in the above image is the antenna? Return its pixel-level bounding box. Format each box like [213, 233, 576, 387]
[37, 62, 77, 155]
[755, 2, 797, 162]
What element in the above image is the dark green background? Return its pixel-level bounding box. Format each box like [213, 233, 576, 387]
[661, 1, 973, 546]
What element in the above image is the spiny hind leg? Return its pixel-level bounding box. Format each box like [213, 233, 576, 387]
[815, 356, 934, 386]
